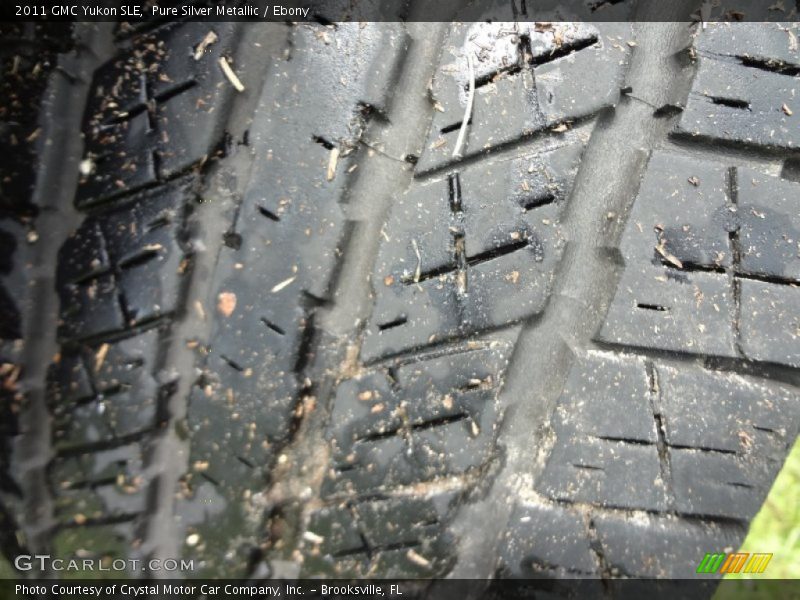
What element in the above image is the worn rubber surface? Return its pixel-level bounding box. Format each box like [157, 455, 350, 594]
[2, 5, 799, 589]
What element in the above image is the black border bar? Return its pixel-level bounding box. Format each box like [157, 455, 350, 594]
[4, 579, 800, 600]
[3, 0, 800, 22]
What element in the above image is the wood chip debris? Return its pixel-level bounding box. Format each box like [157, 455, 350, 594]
[194, 30, 218, 60]
[271, 276, 296, 293]
[217, 292, 237, 317]
[327, 147, 340, 182]
[303, 531, 325, 544]
[1, 363, 21, 390]
[782, 103, 793, 116]
[195, 300, 207, 320]
[94, 343, 110, 373]
[406, 549, 431, 568]
[218, 56, 245, 92]
[79, 158, 95, 176]
[470, 420, 480, 436]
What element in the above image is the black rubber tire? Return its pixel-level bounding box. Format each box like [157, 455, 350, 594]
[2, 8, 799, 586]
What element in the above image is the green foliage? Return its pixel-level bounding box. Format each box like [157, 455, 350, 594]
[731, 438, 800, 578]
[714, 437, 800, 599]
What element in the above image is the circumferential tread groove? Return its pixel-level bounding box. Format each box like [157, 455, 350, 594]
[0, 21, 80, 565]
[4, 22, 129, 569]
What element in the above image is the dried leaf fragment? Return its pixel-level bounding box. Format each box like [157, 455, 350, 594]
[738, 430, 754, 448]
[656, 243, 684, 269]
[1, 363, 21, 390]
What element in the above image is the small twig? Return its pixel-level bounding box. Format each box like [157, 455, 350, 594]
[358, 139, 407, 163]
[452, 53, 475, 159]
[218, 56, 245, 92]
[624, 91, 659, 110]
[271, 276, 296, 293]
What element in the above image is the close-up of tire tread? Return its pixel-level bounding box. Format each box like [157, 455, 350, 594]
[0, 0, 798, 590]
